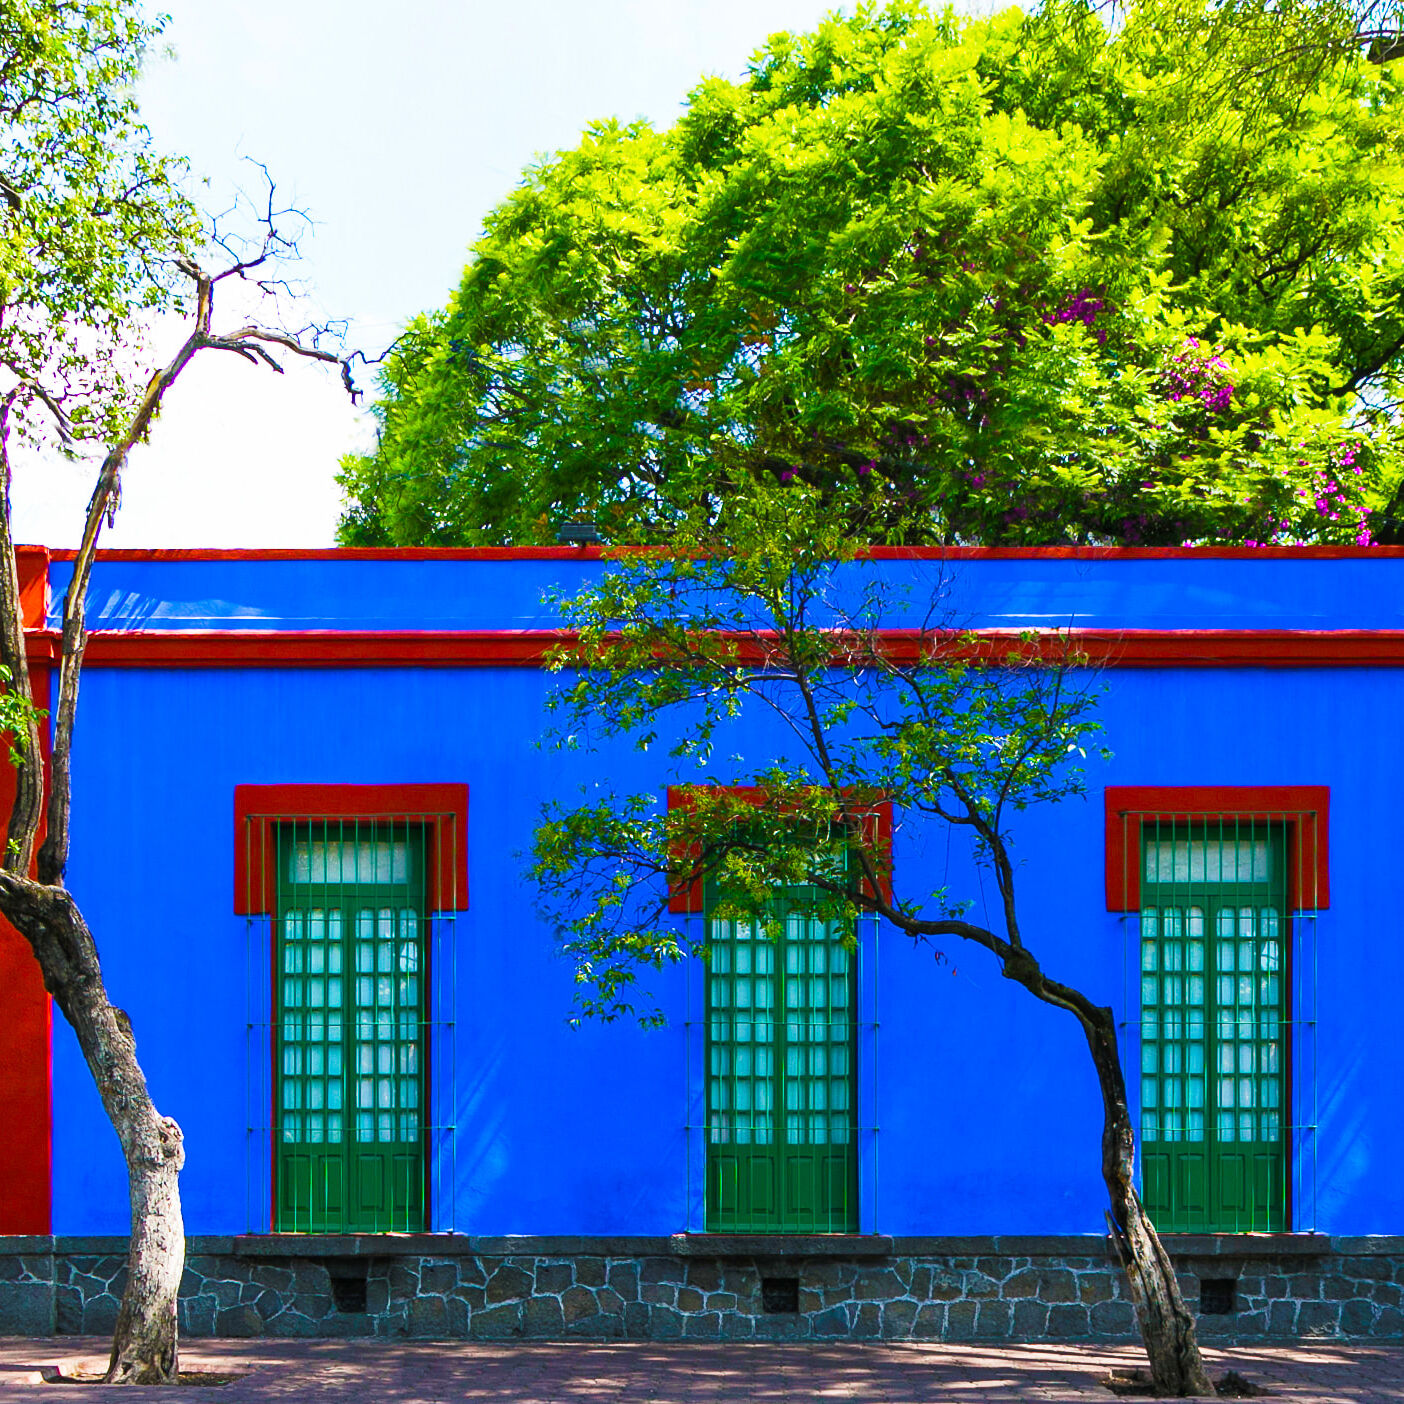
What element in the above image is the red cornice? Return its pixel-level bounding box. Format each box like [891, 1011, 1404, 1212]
[20, 627, 1404, 669]
[27, 543, 1404, 563]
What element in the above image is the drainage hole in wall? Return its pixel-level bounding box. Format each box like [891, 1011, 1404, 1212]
[1199, 1277, 1237, 1316]
[327, 1263, 369, 1314]
[761, 1276, 800, 1314]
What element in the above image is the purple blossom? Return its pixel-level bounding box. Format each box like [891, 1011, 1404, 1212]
[1159, 339, 1235, 415]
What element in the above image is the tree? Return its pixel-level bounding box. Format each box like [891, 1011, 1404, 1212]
[0, 3, 364, 1382]
[529, 488, 1218, 1396]
[339, 0, 1404, 550]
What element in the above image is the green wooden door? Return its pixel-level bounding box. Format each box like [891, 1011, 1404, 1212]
[705, 893, 857, 1232]
[1138, 824, 1287, 1232]
[275, 826, 426, 1232]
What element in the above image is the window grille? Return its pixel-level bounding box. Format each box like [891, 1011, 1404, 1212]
[1114, 809, 1321, 1233]
[685, 893, 876, 1234]
[241, 810, 460, 1234]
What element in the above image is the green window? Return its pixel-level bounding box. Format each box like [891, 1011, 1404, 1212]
[275, 824, 427, 1232]
[1139, 822, 1287, 1232]
[705, 887, 857, 1232]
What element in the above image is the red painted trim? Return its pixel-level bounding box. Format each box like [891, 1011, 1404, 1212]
[27, 630, 576, 667]
[1104, 786, 1329, 912]
[44, 546, 610, 562]
[234, 783, 469, 915]
[0, 662, 52, 1232]
[857, 546, 1404, 560]
[665, 785, 893, 915]
[1062, 631, 1404, 667]
[30, 543, 1404, 561]
[22, 626, 1404, 670]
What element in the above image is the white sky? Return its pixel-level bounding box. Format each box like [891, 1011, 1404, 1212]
[12, 0, 999, 549]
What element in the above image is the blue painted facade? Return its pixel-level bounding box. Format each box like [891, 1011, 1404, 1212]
[47, 549, 1404, 630]
[36, 550, 1404, 1241]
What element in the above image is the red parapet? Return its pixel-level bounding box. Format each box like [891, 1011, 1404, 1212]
[33, 543, 1404, 562]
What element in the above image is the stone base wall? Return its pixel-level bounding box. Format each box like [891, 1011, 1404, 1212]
[1, 1235, 1400, 1341]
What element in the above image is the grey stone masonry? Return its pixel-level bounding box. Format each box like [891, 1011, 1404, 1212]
[0, 1234, 1400, 1342]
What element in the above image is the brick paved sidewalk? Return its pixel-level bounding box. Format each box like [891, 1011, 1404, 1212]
[0, 1338, 1398, 1403]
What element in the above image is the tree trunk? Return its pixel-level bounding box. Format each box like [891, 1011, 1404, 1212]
[1082, 1006, 1214, 1397]
[0, 873, 184, 1384]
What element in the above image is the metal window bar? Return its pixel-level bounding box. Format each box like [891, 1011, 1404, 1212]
[1116, 810, 1319, 1234]
[243, 812, 459, 1234]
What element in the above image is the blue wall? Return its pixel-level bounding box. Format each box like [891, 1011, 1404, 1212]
[45, 554, 1404, 1237]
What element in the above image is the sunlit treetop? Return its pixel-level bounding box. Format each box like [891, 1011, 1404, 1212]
[339, 0, 1404, 547]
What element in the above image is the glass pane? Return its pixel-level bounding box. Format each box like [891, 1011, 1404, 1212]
[1145, 839, 1269, 885]
[278, 825, 426, 1164]
[1138, 905, 1209, 1145]
[291, 840, 409, 885]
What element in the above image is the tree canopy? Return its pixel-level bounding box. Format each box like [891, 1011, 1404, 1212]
[339, 0, 1404, 548]
[0, 0, 200, 449]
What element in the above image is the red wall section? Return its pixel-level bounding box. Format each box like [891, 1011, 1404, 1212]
[16, 546, 49, 628]
[0, 657, 51, 1232]
[0, 921, 52, 1231]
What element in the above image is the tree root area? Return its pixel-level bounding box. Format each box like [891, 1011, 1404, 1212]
[1103, 1368, 1271, 1397]
[40, 1368, 243, 1387]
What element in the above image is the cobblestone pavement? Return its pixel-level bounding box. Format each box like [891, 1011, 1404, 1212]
[0, 1338, 1398, 1402]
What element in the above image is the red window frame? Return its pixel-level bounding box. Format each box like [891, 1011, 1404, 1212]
[665, 785, 893, 915]
[1104, 785, 1329, 912]
[234, 783, 469, 915]
[234, 782, 467, 1234]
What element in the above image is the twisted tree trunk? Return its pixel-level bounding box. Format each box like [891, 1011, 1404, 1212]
[860, 899, 1215, 1393]
[1082, 1005, 1215, 1397]
[0, 875, 184, 1384]
[0, 233, 362, 1383]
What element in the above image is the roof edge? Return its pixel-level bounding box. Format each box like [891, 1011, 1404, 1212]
[25, 544, 1404, 563]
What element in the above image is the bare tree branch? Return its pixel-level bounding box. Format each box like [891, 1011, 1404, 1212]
[29, 215, 376, 885]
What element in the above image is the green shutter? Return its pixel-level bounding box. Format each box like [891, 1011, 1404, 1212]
[275, 824, 427, 1232]
[1139, 822, 1287, 1232]
[705, 888, 857, 1233]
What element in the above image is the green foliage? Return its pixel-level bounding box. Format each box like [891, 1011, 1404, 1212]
[529, 488, 1105, 1023]
[341, 0, 1404, 547]
[0, 0, 201, 448]
[0, 664, 43, 767]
